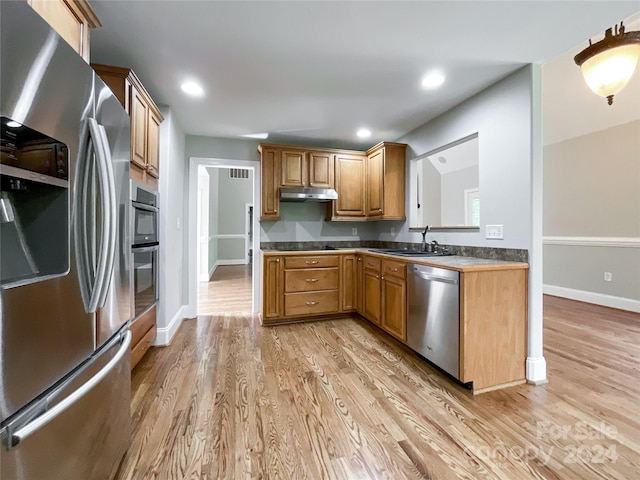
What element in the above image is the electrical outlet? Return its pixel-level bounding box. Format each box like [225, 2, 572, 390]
[352, 227, 358, 236]
[486, 224, 504, 239]
[391, 227, 395, 235]
[604, 272, 612, 282]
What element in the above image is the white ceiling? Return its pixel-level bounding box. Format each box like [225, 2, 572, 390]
[89, 1, 640, 149]
[426, 136, 478, 175]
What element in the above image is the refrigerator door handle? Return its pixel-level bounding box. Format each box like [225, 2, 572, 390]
[94, 123, 117, 309]
[86, 118, 115, 312]
[7, 331, 132, 449]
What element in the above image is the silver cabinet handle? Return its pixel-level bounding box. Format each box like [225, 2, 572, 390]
[306, 260, 319, 265]
[391, 268, 398, 272]
[9, 331, 132, 448]
[306, 301, 318, 305]
[306, 278, 318, 282]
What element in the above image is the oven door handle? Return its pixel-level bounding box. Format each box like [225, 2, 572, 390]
[132, 201, 159, 213]
[132, 244, 159, 253]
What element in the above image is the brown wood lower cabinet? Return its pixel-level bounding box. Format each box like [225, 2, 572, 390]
[130, 304, 156, 369]
[380, 260, 407, 342]
[261, 250, 528, 393]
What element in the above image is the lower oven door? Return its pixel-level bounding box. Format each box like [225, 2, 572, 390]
[132, 244, 158, 318]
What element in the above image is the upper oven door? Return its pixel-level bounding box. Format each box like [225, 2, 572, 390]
[132, 202, 158, 246]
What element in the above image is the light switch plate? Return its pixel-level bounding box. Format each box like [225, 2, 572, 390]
[486, 224, 504, 239]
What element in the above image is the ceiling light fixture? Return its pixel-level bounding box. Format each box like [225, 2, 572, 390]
[357, 128, 371, 138]
[421, 71, 445, 89]
[241, 133, 269, 139]
[180, 81, 204, 97]
[574, 22, 640, 105]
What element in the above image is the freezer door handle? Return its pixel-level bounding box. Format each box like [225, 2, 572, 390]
[7, 331, 132, 449]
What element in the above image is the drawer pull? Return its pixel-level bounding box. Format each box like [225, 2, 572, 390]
[306, 278, 318, 282]
[306, 261, 319, 265]
[306, 301, 318, 305]
[391, 268, 398, 272]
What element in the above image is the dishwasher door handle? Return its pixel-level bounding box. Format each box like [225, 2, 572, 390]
[411, 270, 458, 285]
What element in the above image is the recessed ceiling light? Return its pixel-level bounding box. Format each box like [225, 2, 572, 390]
[438, 156, 447, 164]
[421, 71, 445, 89]
[181, 81, 204, 97]
[241, 133, 269, 139]
[357, 128, 371, 138]
[6, 121, 22, 128]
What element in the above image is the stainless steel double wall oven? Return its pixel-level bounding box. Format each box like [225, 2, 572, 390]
[131, 180, 159, 319]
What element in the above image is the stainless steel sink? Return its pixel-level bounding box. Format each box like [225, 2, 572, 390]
[368, 248, 452, 257]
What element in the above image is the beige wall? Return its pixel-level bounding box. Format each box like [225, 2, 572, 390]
[543, 120, 640, 307]
[544, 120, 640, 237]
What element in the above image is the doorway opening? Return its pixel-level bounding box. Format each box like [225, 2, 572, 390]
[188, 158, 260, 318]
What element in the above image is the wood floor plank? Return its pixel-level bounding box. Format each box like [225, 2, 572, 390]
[117, 270, 640, 480]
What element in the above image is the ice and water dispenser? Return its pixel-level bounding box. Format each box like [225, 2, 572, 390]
[1, 116, 69, 287]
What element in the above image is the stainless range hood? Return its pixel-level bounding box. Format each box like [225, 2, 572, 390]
[279, 186, 338, 202]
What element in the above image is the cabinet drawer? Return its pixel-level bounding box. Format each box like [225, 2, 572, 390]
[285, 268, 339, 292]
[284, 255, 339, 269]
[131, 324, 156, 370]
[284, 291, 339, 317]
[382, 260, 406, 279]
[131, 305, 156, 345]
[363, 256, 381, 272]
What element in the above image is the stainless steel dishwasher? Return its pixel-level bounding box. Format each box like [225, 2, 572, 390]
[407, 264, 460, 379]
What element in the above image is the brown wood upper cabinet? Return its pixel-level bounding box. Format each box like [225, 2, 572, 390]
[92, 64, 164, 189]
[259, 146, 281, 220]
[28, 0, 101, 63]
[365, 142, 406, 220]
[330, 142, 407, 221]
[332, 153, 367, 218]
[281, 148, 334, 188]
[259, 142, 405, 222]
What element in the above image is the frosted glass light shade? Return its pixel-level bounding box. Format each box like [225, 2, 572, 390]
[581, 44, 640, 102]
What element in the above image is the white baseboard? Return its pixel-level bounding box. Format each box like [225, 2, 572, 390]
[526, 356, 547, 384]
[216, 259, 247, 266]
[154, 305, 187, 346]
[543, 284, 640, 313]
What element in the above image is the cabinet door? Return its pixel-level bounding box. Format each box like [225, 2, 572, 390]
[146, 111, 161, 178]
[263, 256, 283, 319]
[355, 255, 363, 313]
[260, 148, 281, 220]
[334, 153, 366, 217]
[381, 275, 407, 342]
[341, 255, 356, 311]
[130, 86, 148, 170]
[363, 269, 381, 325]
[367, 148, 384, 216]
[309, 151, 334, 188]
[281, 150, 305, 187]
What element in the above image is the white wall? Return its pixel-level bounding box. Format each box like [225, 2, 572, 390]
[392, 66, 546, 383]
[207, 167, 219, 275]
[217, 168, 253, 261]
[157, 106, 187, 345]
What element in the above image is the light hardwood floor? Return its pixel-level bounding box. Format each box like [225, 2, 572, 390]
[197, 264, 252, 315]
[116, 295, 640, 479]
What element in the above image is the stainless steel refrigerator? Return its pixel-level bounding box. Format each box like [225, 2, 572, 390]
[1, 2, 132, 479]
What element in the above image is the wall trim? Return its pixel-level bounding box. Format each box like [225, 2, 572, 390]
[543, 284, 640, 313]
[217, 259, 246, 266]
[543, 236, 640, 248]
[526, 356, 547, 384]
[154, 305, 187, 346]
[210, 234, 246, 239]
